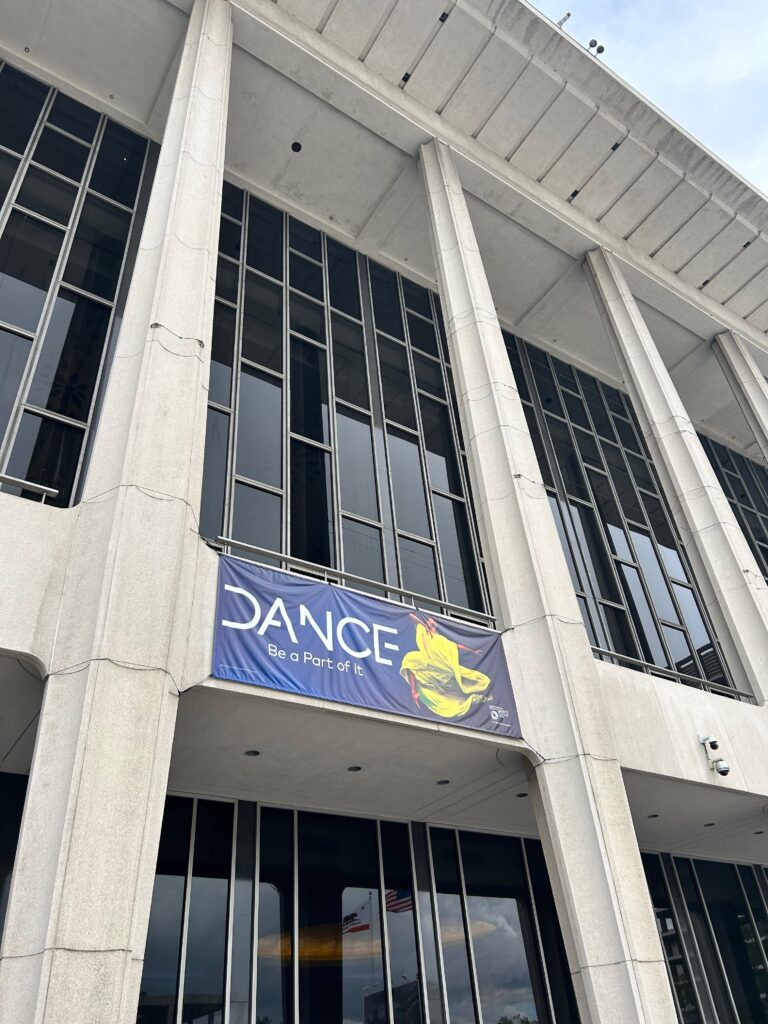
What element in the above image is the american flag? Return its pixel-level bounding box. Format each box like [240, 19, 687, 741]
[385, 889, 413, 913]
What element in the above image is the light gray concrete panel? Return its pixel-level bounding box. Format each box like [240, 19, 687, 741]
[404, 6, 490, 112]
[364, 0, 447, 85]
[476, 59, 562, 160]
[572, 134, 655, 221]
[726, 264, 768, 319]
[510, 85, 594, 182]
[322, 0, 396, 59]
[678, 216, 758, 288]
[654, 197, 735, 273]
[627, 179, 709, 257]
[441, 33, 529, 137]
[540, 109, 625, 201]
[714, 331, 768, 468]
[748, 299, 768, 333]
[703, 236, 768, 304]
[600, 156, 682, 239]
[276, 0, 333, 30]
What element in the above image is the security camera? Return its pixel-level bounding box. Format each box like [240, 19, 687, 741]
[700, 735, 719, 751]
[714, 759, 731, 777]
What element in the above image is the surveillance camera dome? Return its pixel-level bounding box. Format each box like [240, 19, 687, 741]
[709, 738, 720, 751]
[714, 759, 730, 777]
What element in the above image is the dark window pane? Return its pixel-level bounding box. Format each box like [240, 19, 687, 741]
[388, 427, 430, 538]
[327, 239, 360, 319]
[289, 218, 321, 261]
[229, 803, 256, 1024]
[602, 441, 643, 522]
[563, 390, 590, 429]
[579, 372, 616, 441]
[587, 469, 632, 560]
[242, 272, 282, 372]
[0, 67, 48, 154]
[200, 408, 228, 539]
[420, 397, 460, 494]
[5, 412, 83, 506]
[663, 625, 695, 676]
[673, 585, 724, 682]
[460, 832, 544, 1024]
[298, 812, 385, 1024]
[16, 166, 77, 225]
[413, 353, 445, 398]
[181, 800, 233, 1024]
[0, 211, 64, 331]
[221, 181, 243, 220]
[380, 821, 424, 1024]
[215, 255, 238, 303]
[0, 328, 30, 443]
[549, 417, 588, 501]
[332, 314, 368, 408]
[64, 196, 131, 300]
[89, 121, 146, 207]
[528, 347, 564, 417]
[47, 93, 99, 143]
[247, 196, 283, 280]
[434, 496, 482, 610]
[342, 518, 384, 583]
[291, 440, 334, 567]
[619, 563, 668, 667]
[209, 301, 235, 407]
[290, 293, 325, 343]
[410, 824, 446, 1024]
[290, 252, 323, 301]
[641, 495, 686, 580]
[399, 536, 438, 598]
[291, 338, 329, 444]
[256, 808, 294, 1024]
[27, 288, 111, 420]
[379, 336, 415, 428]
[0, 151, 19, 207]
[137, 796, 193, 1024]
[237, 366, 282, 486]
[232, 482, 281, 554]
[407, 311, 438, 357]
[429, 829, 475, 1024]
[218, 216, 241, 260]
[370, 261, 403, 339]
[337, 408, 378, 520]
[32, 127, 89, 182]
[402, 278, 431, 318]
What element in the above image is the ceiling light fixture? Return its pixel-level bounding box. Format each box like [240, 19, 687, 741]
[347, 765, 362, 772]
[244, 749, 260, 757]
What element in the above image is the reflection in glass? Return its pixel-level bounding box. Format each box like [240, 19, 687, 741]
[429, 828, 476, 1024]
[370, 262, 403, 340]
[378, 338, 415, 429]
[232, 483, 281, 554]
[218, 216, 241, 261]
[247, 196, 283, 280]
[47, 92, 99, 142]
[0, 152, 19, 208]
[619, 564, 668, 667]
[200, 408, 229, 540]
[237, 366, 282, 487]
[27, 288, 110, 420]
[63, 195, 131, 300]
[413, 353, 444, 398]
[137, 796, 192, 1024]
[181, 800, 233, 1024]
[388, 429, 430, 538]
[380, 822, 424, 1024]
[291, 252, 323, 301]
[333, 315, 368, 408]
[5, 412, 83, 506]
[290, 293, 325, 344]
[230, 803, 256, 1024]
[433, 496, 482, 610]
[343, 518, 384, 585]
[216, 256, 238, 303]
[89, 121, 146, 207]
[460, 831, 542, 1024]
[407, 312, 438, 357]
[291, 440, 334, 567]
[257, 808, 294, 1024]
[291, 338, 329, 444]
[32, 126, 89, 182]
[420, 397, 460, 494]
[16, 167, 77, 225]
[399, 537, 438, 600]
[289, 219, 321, 261]
[298, 813, 385, 1024]
[0, 66, 48, 154]
[327, 239, 360, 319]
[337, 408, 378, 520]
[242, 273, 283, 372]
[0, 329, 30, 444]
[209, 302, 236, 407]
[0, 211, 63, 331]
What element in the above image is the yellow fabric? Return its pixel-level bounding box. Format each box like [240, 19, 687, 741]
[399, 623, 491, 719]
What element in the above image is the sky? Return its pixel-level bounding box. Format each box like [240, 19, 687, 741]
[529, 0, 768, 196]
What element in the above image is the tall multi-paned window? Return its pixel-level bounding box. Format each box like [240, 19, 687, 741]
[505, 334, 735, 696]
[200, 185, 489, 619]
[0, 62, 149, 506]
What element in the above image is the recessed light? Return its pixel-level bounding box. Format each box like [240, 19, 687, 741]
[291, 141, 302, 153]
[516, 792, 528, 799]
[704, 822, 715, 828]
[244, 749, 260, 757]
[755, 830, 765, 836]
[347, 765, 362, 772]
[647, 813, 659, 819]
[436, 779, 451, 786]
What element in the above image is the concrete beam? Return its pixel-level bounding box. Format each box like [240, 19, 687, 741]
[714, 329, 768, 467]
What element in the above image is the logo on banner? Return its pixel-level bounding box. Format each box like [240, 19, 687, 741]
[212, 557, 520, 737]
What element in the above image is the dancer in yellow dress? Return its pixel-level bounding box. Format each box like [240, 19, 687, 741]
[399, 612, 492, 719]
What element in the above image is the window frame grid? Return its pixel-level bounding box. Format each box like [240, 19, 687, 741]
[506, 333, 736, 697]
[0, 62, 150, 506]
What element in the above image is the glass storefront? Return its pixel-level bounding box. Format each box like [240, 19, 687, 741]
[137, 797, 579, 1024]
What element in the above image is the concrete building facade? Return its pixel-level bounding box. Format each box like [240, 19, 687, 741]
[1, 1, 768, 1023]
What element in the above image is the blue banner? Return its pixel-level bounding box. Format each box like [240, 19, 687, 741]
[212, 557, 520, 737]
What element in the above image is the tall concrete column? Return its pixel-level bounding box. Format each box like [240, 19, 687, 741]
[586, 248, 768, 705]
[714, 328, 768, 466]
[420, 139, 676, 1023]
[0, 2, 231, 1022]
